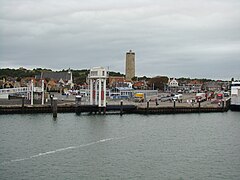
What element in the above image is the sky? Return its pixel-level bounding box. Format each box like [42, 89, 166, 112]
[1, 0, 240, 80]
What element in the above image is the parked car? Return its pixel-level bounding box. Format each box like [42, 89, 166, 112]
[195, 93, 207, 102]
[223, 92, 229, 97]
[160, 96, 173, 102]
[134, 93, 145, 102]
[173, 94, 183, 102]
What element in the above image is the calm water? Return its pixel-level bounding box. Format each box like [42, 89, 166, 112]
[0, 112, 240, 180]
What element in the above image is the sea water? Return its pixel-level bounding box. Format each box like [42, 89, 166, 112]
[0, 112, 240, 180]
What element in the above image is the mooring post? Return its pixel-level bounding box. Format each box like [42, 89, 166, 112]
[52, 97, 58, 118]
[222, 100, 225, 110]
[21, 95, 25, 113]
[198, 100, 201, 113]
[173, 99, 176, 113]
[98, 107, 102, 115]
[146, 100, 149, 114]
[103, 107, 106, 115]
[227, 98, 230, 109]
[75, 95, 81, 115]
[103, 102, 107, 115]
[41, 79, 44, 105]
[120, 100, 123, 116]
[50, 94, 54, 107]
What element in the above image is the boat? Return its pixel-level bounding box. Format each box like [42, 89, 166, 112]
[230, 81, 240, 111]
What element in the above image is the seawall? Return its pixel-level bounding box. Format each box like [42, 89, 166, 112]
[0, 102, 230, 115]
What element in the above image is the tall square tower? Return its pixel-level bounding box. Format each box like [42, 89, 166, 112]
[125, 50, 135, 81]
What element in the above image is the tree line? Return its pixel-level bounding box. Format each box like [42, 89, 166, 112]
[0, 68, 125, 84]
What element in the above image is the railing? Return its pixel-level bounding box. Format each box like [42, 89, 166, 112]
[0, 87, 30, 94]
[34, 87, 43, 92]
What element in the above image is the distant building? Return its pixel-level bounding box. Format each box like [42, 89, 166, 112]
[203, 81, 222, 91]
[133, 81, 147, 90]
[2, 81, 14, 88]
[0, 79, 4, 89]
[110, 87, 134, 99]
[40, 69, 74, 90]
[125, 50, 135, 81]
[168, 78, 179, 92]
[168, 78, 179, 87]
[108, 76, 125, 88]
[124, 80, 133, 89]
[186, 80, 203, 92]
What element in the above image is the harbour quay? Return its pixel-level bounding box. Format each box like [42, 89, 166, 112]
[0, 95, 231, 115]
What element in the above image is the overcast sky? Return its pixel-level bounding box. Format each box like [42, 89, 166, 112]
[1, 0, 240, 80]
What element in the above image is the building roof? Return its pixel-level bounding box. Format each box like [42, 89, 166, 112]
[114, 87, 133, 91]
[188, 80, 202, 85]
[41, 72, 71, 81]
[133, 81, 145, 87]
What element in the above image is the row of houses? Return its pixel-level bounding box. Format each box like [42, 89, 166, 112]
[168, 78, 229, 93]
[0, 70, 74, 94]
[109, 76, 229, 93]
[108, 76, 147, 90]
[0, 70, 229, 94]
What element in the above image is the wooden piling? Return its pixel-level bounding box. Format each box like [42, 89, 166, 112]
[50, 94, 54, 107]
[21, 95, 25, 113]
[52, 97, 58, 118]
[120, 100, 123, 116]
[146, 101, 149, 114]
[103, 107, 106, 115]
[173, 100, 176, 113]
[98, 107, 102, 115]
[198, 101, 201, 113]
[75, 95, 82, 115]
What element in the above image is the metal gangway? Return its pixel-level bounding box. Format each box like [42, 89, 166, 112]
[0, 80, 45, 105]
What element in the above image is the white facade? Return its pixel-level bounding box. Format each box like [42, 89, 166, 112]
[88, 67, 108, 107]
[169, 78, 179, 87]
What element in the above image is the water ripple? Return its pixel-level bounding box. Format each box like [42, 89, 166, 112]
[1, 137, 125, 165]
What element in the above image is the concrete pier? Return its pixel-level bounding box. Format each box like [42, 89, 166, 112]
[0, 99, 231, 115]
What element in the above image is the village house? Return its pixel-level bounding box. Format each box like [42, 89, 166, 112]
[0, 79, 4, 89]
[186, 80, 203, 92]
[133, 81, 147, 90]
[108, 76, 125, 88]
[1, 77, 15, 88]
[108, 76, 133, 89]
[2, 81, 14, 88]
[20, 77, 37, 87]
[167, 78, 179, 92]
[110, 87, 134, 99]
[39, 69, 74, 92]
[202, 81, 228, 91]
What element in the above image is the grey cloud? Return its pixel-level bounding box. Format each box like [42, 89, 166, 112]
[1, 0, 240, 80]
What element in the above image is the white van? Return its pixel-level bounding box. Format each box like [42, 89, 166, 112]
[173, 94, 183, 102]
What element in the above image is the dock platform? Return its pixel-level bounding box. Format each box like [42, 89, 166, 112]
[0, 102, 229, 115]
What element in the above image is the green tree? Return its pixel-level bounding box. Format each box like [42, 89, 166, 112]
[148, 76, 169, 90]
